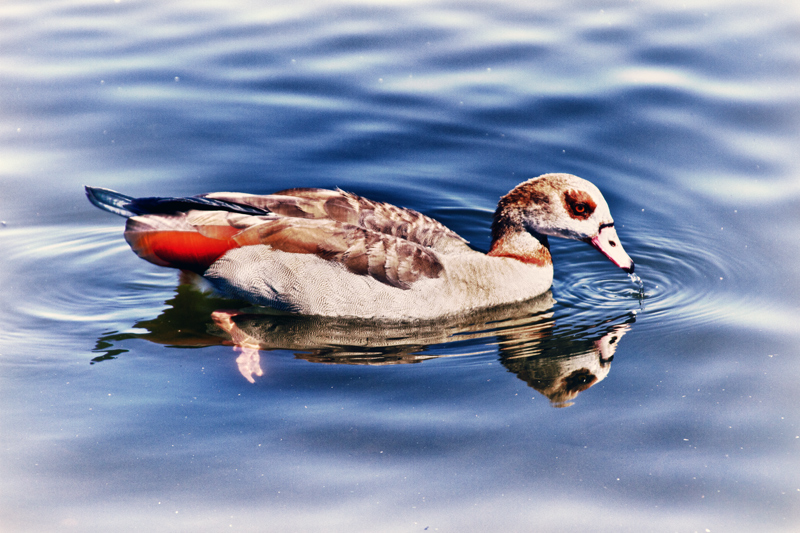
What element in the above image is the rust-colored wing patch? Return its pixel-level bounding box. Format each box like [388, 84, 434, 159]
[123, 213, 260, 272]
[125, 230, 236, 272]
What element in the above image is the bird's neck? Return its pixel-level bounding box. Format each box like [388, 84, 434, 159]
[488, 214, 552, 267]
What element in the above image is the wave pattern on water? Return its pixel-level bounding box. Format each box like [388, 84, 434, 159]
[1, 225, 178, 350]
[1, 0, 800, 530]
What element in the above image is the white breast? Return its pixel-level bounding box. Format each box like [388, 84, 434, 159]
[205, 245, 553, 320]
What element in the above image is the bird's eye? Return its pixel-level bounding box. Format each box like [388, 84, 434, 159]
[563, 192, 596, 219]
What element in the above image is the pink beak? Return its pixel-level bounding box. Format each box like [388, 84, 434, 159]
[585, 225, 634, 273]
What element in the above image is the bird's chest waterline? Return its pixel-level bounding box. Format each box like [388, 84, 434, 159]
[205, 247, 554, 319]
[432, 254, 554, 310]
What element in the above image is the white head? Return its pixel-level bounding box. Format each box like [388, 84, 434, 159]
[492, 173, 634, 272]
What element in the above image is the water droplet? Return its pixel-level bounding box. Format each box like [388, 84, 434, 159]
[628, 272, 645, 301]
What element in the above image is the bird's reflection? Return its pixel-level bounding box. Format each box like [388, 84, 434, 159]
[93, 281, 634, 407]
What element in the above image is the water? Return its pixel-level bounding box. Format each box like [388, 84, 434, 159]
[2, 0, 799, 531]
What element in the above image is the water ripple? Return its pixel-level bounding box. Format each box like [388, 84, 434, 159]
[3, 225, 177, 347]
[551, 219, 761, 335]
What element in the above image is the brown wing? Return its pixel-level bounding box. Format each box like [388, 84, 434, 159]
[128, 209, 443, 288]
[230, 216, 444, 289]
[202, 188, 468, 251]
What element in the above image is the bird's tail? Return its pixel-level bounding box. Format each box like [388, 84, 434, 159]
[85, 186, 138, 217]
[84, 186, 271, 218]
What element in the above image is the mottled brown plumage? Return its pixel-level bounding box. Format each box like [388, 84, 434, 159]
[228, 216, 444, 289]
[182, 188, 466, 288]
[204, 188, 466, 252]
[116, 188, 460, 289]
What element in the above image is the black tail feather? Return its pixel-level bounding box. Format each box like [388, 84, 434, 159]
[85, 186, 271, 218]
[85, 186, 137, 217]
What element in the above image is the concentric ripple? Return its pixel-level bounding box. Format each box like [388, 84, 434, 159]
[551, 222, 761, 335]
[2, 224, 178, 353]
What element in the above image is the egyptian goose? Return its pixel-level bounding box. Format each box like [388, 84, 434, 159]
[86, 173, 633, 319]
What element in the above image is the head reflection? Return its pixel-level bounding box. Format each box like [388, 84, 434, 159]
[497, 322, 629, 407]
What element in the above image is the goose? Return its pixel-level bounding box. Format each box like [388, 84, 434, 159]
[85, 173, 633, 319]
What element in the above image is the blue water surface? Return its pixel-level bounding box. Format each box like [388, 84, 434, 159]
[1, 0, 799, 531]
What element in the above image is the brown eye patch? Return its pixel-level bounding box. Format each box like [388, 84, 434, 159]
[562, 190, 596, 220]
